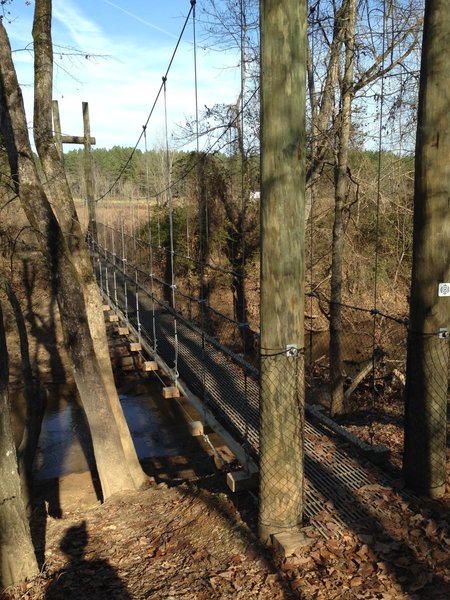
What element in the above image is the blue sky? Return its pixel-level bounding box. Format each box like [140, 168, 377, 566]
[5, 0, 241, 149]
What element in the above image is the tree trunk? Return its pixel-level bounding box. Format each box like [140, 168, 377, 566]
[0, 302, 39, 591]
[259, 0, 306, 543]
[31, 0, 146, 491]
[329, 0, 356, 417]
[403, 0, 450, 498]
[0, 276, 45, 507]
[0, 20, 143, 499]
[306, 2, 345, 186]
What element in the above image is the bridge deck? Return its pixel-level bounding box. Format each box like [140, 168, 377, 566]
[96, 251, 407, 540]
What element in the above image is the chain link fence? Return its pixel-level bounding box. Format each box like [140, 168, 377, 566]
[259, 350, 305, 536]
[403, 330, 449, 495]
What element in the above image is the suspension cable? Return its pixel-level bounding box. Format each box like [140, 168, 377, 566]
[163, 76, 179, 383]
[120, 211, 129, 321]
[191, 0, 208, 424]
[96, 1, 196, 203]
[109, 205, 117, 308]
[144, 126, 158, 354]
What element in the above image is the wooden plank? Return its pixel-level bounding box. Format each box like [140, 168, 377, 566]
[109, 314, 119, 322]
[226, 470, 258, 493]
[102, 304, 110, 312]
[189, 421, 204, 437]
[162, 386, 180, 399]
[129, 342, 142, 352]
[60, 134, 96, 145]
[143, 360, 158, 372]
[114, 317, 258, 474]
[117, 327, 129, 335]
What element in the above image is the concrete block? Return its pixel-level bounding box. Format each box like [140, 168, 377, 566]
[272, 530, 315, 557]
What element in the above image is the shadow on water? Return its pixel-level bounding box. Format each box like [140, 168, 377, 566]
[30, 385, 102, 567]
[44, 521, 132, 600]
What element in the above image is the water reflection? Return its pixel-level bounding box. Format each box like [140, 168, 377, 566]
[119, 394, 177, 458]
[34, 386, 179, 480]
[34, 402, 92, 479]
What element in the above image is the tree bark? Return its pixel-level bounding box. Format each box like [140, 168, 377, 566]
[0, 276, 44, 508]
[307, 2, 346, 186]
[259, 0, 306, 543]
[329, 0, 357, 416]
[0, 302, 39, 591]
[31, 0, 146, 491]
[0, 20, 143, 499]
[403, 0, 450, 498]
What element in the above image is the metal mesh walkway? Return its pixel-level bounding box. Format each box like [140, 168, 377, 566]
[96, 250, 400, 539]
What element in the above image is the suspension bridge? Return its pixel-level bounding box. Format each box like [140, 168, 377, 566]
[91, 224, 406, 537]
[66, 0, 448, 543]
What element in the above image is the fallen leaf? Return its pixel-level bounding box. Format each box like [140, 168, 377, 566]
[217, 569, 234, 580]
[350, 576, 363, 587]
[424, 519, 438, 537]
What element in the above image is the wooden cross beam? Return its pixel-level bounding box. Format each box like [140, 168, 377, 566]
[52, 100, 97, 240]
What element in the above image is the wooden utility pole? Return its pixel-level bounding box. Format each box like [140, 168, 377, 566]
[82, 102, 97, 241]
[52, 100, 97, 240]
[259, 0, 307, 543]
[403, 0, 450, 497]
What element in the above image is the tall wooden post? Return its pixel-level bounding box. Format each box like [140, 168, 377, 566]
[82, 101, 97, 242]
[52, 99, 63, 160]
[259, 0, 307, 543]
[403, 0, 450, 497]
[52, 100, 97, 240]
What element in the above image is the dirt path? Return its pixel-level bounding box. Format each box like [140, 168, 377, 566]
[2, 280, 450, 599]
[3, 458, 450, 600]
[4, 474, 295, 600]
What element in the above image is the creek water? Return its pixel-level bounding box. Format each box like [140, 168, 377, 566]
[14, 327, 382, 482]
[12, 379, 184, 481]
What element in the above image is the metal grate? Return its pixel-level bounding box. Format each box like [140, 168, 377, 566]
[98, 253, 406, 539]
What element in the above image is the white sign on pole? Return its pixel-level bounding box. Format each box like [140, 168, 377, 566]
[438, 283, 450, 297]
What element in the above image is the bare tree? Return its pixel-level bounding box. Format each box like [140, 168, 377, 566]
[329, 0, 357, 416]
[0, 300, 39, 590]
[307, 0, 423, 413]
[31, 0, 147, 492]
[0, 0, 147, 499]
[0, 274, 44, 508]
